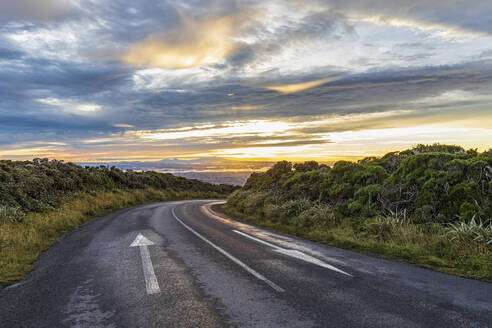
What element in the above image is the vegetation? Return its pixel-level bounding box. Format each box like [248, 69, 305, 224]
[0, 158, 237, 284]
[222, 144, 492, 281]
[0, 158, 236, 223]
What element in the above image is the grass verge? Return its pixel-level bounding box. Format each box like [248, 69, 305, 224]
[0, 188, 223, 285]
[218, 204, 492, 282]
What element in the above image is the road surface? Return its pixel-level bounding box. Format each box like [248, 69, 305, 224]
[1, 200, 491, 327]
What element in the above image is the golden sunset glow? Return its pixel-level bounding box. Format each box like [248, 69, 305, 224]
[5, 110, 490, 163]
[121, 14, 243, 69]
[265, 78, 337, 94]
[129, 121, 295, 140]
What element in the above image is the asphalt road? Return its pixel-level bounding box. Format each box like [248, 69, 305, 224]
[1, 200, 491, 328]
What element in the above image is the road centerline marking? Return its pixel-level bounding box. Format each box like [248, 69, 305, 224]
[130, 233, 161, 295]
[233, 230, 352, 277]
[172, 208, 285, 293]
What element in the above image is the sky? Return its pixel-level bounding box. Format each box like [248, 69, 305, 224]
[1, 0, 492, 163]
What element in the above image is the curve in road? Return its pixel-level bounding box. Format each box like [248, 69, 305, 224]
[1, 200, 491, 327]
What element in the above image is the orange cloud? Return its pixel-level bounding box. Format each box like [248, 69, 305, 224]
[121, 13, 250, 69]
[265, 77, 337, 94]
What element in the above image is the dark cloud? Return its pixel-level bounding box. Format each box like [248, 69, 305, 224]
[0, 47, 24, 60]
[0, 56, 132, 102]
[222, 9, 353, 70]
[0, 0, 81, 23]
[3, 37, 492, 141]
[86, 0, 182, 44]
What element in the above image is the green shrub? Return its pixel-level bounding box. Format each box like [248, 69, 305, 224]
[263, 202, 282, 219]
[459, 201, 481, 221]
[242, 192, 269, 215]
[280, 198, 312, 218]
[362, 216, 404, 240]
[446, 215, 492, 244]
[0, 206, 26, 223]
[293, 203, 337, 228]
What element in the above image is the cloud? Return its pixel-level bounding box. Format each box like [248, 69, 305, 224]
[121, 10, 255, 69]
[0, 47, 24, 60]
[37, 97, 101, 113]
[0, 0, 80, 22]
[309, 0, 492, 37]
[230, 105, 263, 111]
[128, 121, 295, 141]
[119, 2, 354, 71]
[2, 0, 492, 161]
[264, 77, 338, 93]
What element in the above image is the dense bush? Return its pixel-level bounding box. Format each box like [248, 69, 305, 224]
[237, 144, 492, 225]
[0, 158, 237, 222]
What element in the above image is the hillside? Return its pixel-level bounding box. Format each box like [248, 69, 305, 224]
[0, 158, 237, 283]
[0, 158, 237, 223]
[222, 144, 492, 280]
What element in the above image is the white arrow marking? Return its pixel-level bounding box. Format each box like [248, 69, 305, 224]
[130, 233, 161, 295]
[172, 209, 285, 293]
[233, 230, 352, 277]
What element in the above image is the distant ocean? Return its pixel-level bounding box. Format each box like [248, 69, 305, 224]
[77, 159, 274, 186]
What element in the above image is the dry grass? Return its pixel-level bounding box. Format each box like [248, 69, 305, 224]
[219, 204, 492, 282]
[0, 188, 221, 284]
